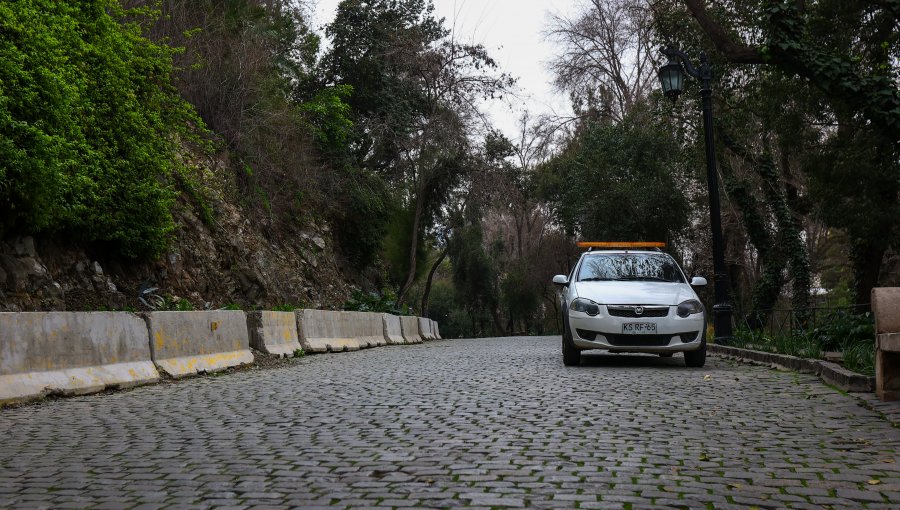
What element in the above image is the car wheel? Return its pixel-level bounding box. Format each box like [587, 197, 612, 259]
[562, 316, 581, 366]
[684, 336, 707, 368]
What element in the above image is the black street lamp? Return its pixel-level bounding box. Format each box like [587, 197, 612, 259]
[658, 46, 733, 344]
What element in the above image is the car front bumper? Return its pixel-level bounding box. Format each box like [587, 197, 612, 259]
[568, 309, 705, 353]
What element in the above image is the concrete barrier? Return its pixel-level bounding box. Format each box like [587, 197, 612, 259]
[296, 309, 360, 353]
[247, 311, 302, 357]
[873, 288, 900, 401]
[418, 317, 436, 340]
[433, 320, 442, 340]
[1, 312, 159, 405]
[350, 311, 387, 348]
[400, 315, 423, 344]
[145, 311, 253, 378]
[382, 314, 406, 345]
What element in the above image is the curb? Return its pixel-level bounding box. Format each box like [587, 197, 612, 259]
[708, 344, 874, 393]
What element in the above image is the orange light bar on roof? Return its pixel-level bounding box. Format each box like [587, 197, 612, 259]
[577, 242, 666, 249]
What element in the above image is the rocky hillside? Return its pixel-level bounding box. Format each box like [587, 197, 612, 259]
[0, 155, 351, 313]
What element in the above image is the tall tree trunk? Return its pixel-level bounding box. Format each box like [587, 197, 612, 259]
[420, 247, 447, 316]
[397, 187, 426, 306]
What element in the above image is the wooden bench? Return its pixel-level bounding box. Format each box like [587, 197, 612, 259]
[873, 287, 900, 401]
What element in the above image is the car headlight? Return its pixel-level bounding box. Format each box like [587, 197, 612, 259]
[676, 299, 704, 318]
[570, 298, 601, 316]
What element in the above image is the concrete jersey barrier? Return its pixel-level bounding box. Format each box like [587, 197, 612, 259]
[1, 312, 159, 405]
[873, 287, 900, 401]
[145, 311, 253, 378]
[349, 311, 387, 348]
[418, 317, 436, 340]
[433, 320, 442, 340]
[296, 309, 360, 353]
[247, 311, 302, 357]
[382, 314, 406, 345]
[400, 315, 423, 344]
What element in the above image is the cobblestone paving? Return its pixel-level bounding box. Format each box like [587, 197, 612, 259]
[1, 336, 899, 509]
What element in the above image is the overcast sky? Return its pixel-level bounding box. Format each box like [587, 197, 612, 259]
[312, 0, 579, 141]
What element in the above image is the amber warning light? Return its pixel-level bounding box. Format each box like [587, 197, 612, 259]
[577, 242, 666, 249]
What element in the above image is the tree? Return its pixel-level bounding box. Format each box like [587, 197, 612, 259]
[324, 0, 513, 305]
[671, 0, 900, 304]
[548, 0, 657, 122]
[540, 108, 691, 245]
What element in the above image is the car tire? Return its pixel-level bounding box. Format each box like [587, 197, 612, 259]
[684, 336, 707, 368]
[562, 316, 581, 366]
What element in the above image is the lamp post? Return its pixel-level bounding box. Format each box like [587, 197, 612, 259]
[658, 46, 733, 344]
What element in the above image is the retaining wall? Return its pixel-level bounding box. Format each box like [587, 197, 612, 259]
[247, 311, 302, 357]
[0, 312, 159, 405]
[145, 311, 253, 378]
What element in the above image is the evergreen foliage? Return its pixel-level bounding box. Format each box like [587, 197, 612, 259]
[0, 0, 200, 258]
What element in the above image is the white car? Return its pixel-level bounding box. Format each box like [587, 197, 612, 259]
[552, 245, 708, 367]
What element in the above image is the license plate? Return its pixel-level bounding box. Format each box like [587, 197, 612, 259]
[622, 323, 657, 334]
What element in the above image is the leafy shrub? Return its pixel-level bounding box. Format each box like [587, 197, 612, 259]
[0, 1, 202, 258]
[342, 289, 406, 314]
[805, 310, 875, 352]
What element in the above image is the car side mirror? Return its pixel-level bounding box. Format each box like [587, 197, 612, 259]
[552, 275, 569, 286]
[690, 276, 707, 287]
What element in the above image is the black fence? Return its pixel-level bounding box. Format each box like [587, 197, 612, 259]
[738, 304, 872, 339]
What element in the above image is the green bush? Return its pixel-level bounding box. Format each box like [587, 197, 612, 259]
[0, 1, 202, 258]
[342, 289, 406, 314]
[733, 309, 876, 375]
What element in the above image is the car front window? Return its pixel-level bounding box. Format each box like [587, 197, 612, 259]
[577, 253, 684, 283]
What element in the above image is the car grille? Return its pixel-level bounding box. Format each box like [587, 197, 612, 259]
[605, 334, 673, 347]
[607, 306, 669, 318]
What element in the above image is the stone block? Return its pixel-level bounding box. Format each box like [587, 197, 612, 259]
[145, 311, 253, 378]
[247, 311, 302, 357]
[873, 288, 900, 401]
[872, 287, 900, 334]
[0, 312, 158, 405]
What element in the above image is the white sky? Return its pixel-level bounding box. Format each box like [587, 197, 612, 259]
[312, 0, 578, 141]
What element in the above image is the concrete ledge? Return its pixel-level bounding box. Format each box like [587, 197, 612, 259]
[296, 309, 359, 353]
[382, 314, 406, 345]
[400, 316, 423, 344]
[708, 344, 874, 393]
[818, 361, 875, 393]
[247, 311, 302, 357]
[0, 312, 158, 405]
[145, 311, 253, 378]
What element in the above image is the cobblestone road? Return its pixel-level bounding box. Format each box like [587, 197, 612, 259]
[1, 336, 899, 509]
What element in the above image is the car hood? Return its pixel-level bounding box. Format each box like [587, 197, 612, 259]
[573, 281, 697, 306]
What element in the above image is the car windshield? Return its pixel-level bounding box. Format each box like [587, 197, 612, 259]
[577, 253, 684, 283]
